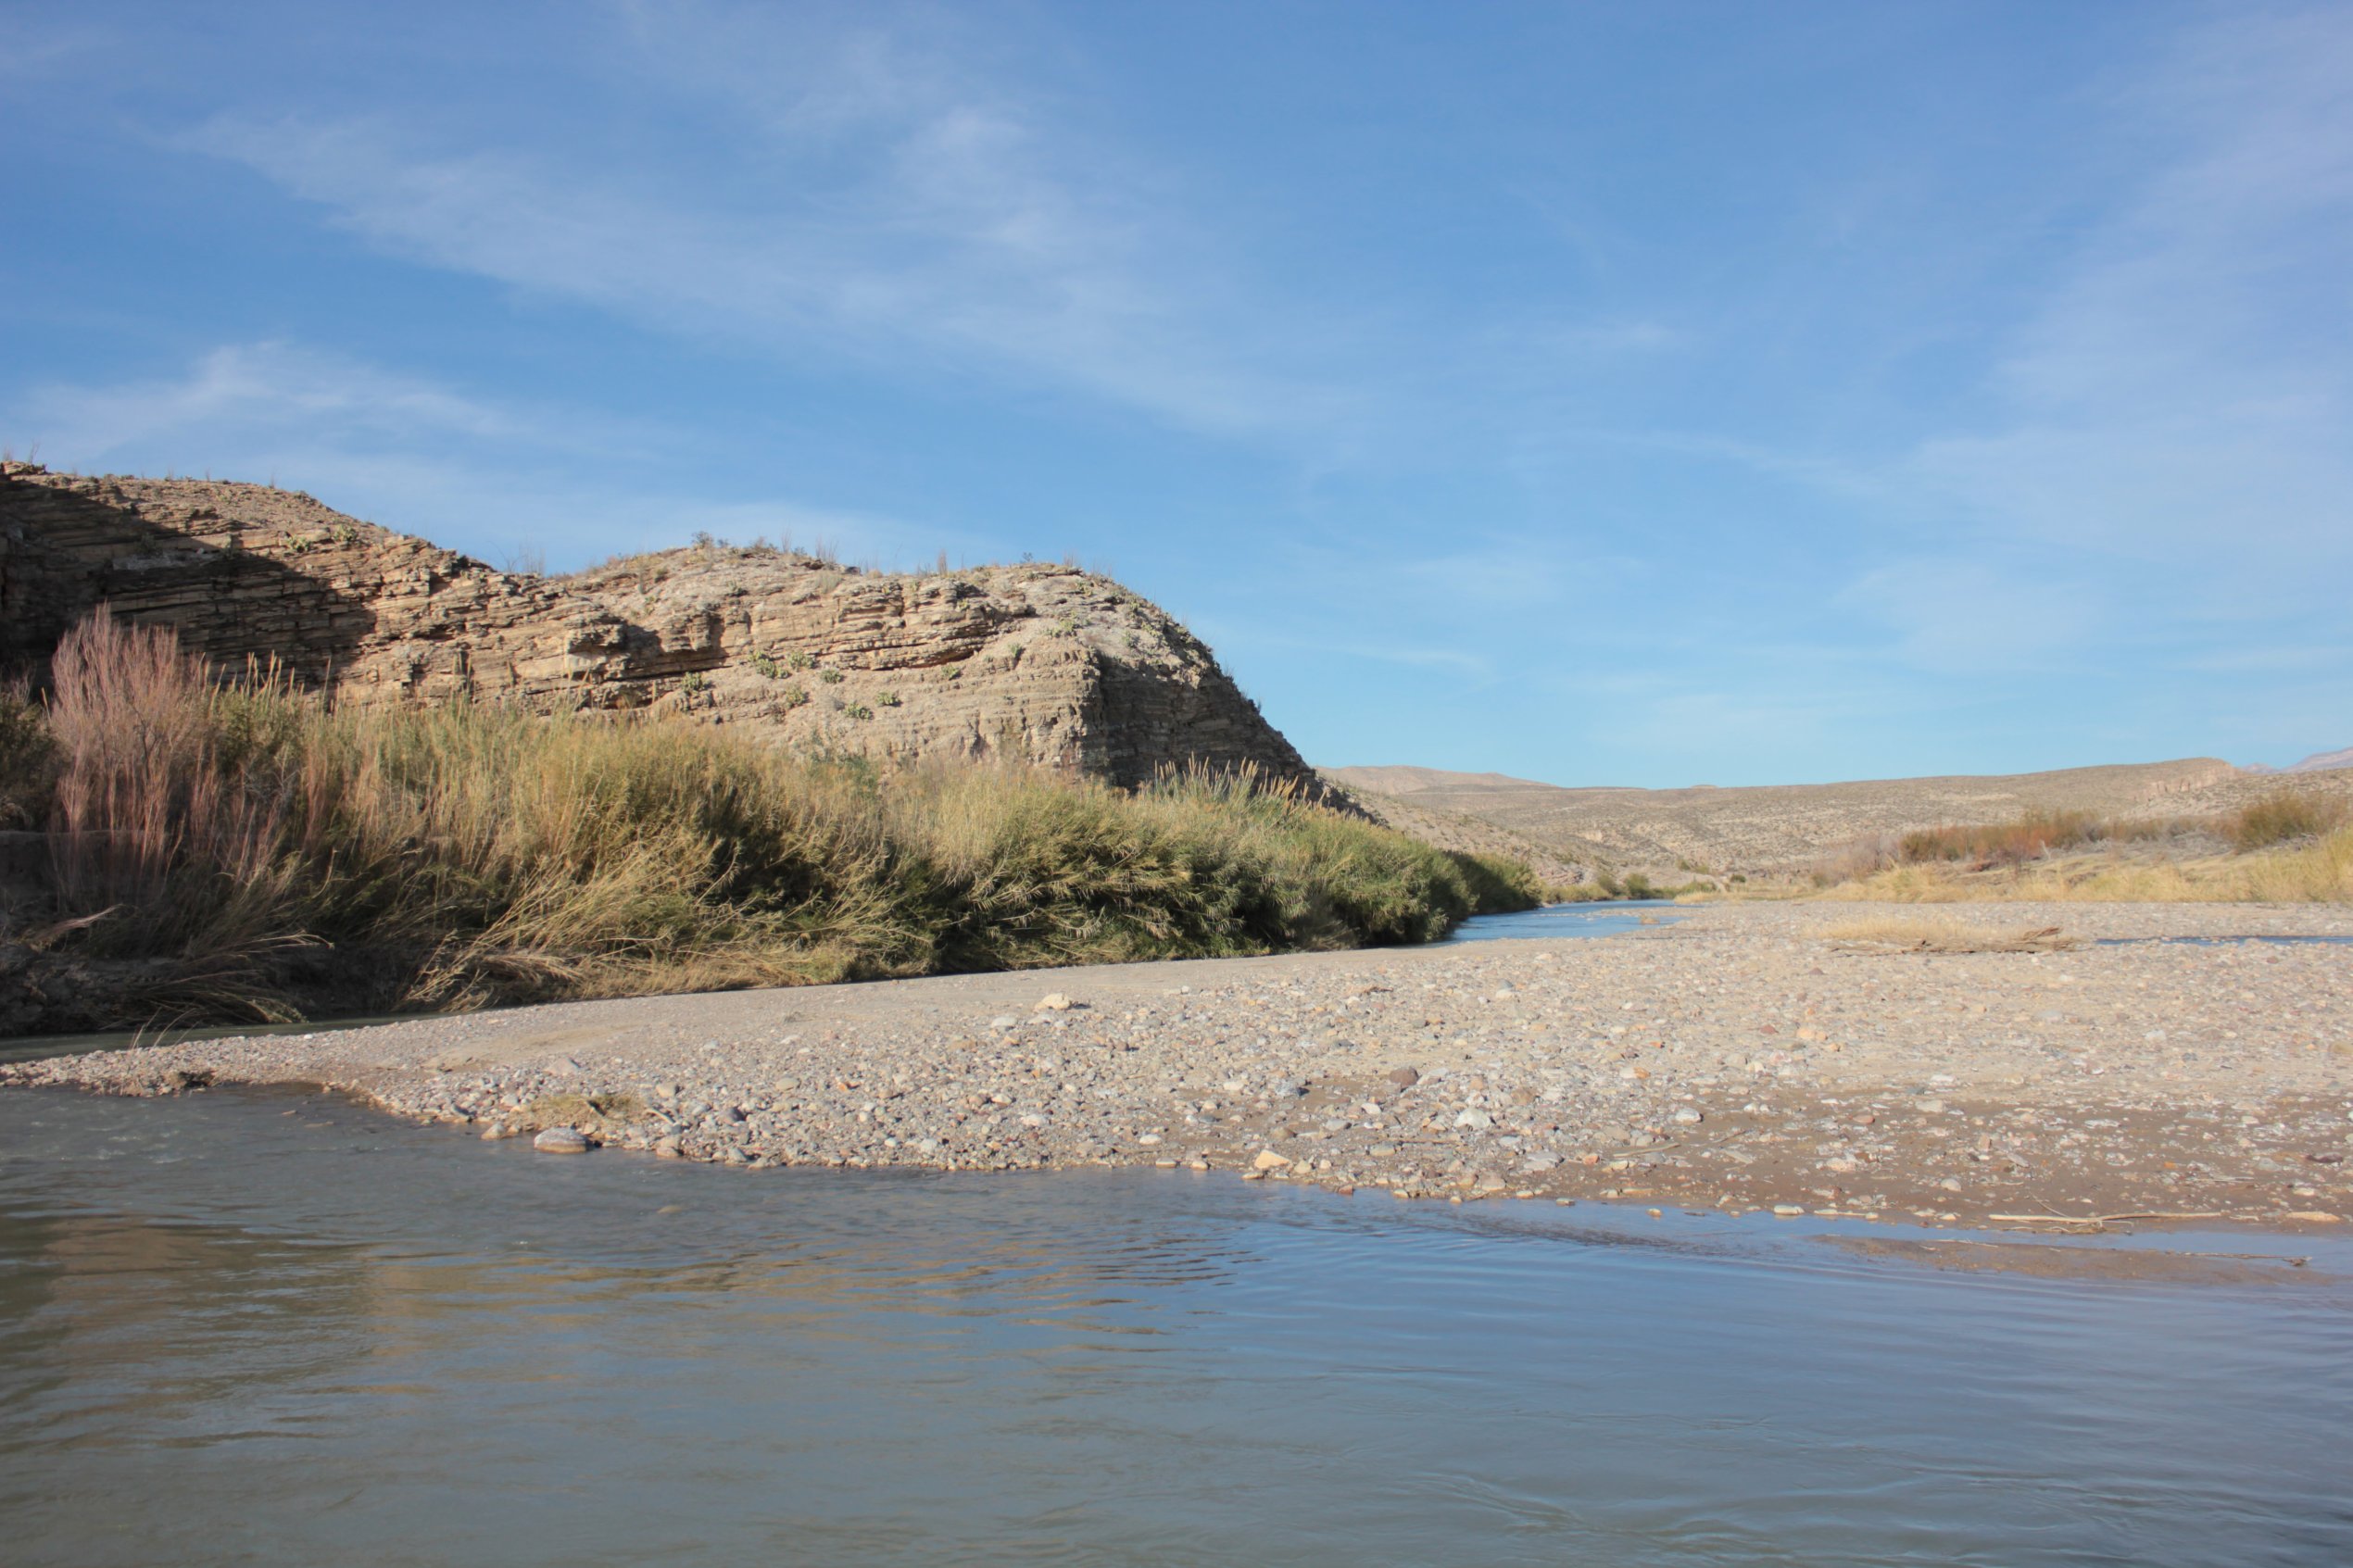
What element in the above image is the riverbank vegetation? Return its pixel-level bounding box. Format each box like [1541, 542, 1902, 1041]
[1800, 795, 2353, 903]
[1567, 870, 1723, 902]
[0, 612, 1538, 1029]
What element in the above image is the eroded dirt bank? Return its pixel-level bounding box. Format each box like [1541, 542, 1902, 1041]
[7, 903, 2348, 1230]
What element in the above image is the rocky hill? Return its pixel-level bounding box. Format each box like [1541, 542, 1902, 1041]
[1327, 757, 2348, 877]
[0, 464, 1313, 789]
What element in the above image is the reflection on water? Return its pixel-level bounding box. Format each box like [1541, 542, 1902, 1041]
[1444, 897, 1688, 943]
[3, 1088, 2349, 1568]
[0, 1011, 441, 1068]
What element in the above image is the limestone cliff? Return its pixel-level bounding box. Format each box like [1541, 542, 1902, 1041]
[0, 464, 1313, 789]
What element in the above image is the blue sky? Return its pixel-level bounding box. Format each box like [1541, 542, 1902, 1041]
[5, 1, 2347, 785]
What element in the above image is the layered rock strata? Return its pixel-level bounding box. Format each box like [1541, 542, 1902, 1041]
[0, 463, 1311, 789]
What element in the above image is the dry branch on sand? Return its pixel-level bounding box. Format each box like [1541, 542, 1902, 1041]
[1819, 917, 2083, 954]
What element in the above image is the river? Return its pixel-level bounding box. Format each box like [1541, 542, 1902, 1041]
[3, 1086, 2347, 1566]
[1442, 897, 1688, 944]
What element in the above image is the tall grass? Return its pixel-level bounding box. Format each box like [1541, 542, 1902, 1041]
[5, 613, 1536, 1023]
[1896, 809, 2101, 868]
[2224, 790, 2349, 850]
[1818, 826, 2353, 904]
[43, 611, 301, 955]
[1805, 788, 2351, 898]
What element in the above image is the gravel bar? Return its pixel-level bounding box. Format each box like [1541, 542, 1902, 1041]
[7, 901, 2349, 1231]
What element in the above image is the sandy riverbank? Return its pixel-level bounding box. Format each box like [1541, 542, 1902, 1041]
[6, 902, 2348, 1230]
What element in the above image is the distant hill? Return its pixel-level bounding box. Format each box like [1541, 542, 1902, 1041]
[2246, 746, 2353, 775]
[1323, 757, 2353, 876]
[1316, 775, 1595, 887]
[1327, 765, 1567, 797]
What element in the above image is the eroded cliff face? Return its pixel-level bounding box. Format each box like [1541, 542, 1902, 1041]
[0, 464, 1312, 788]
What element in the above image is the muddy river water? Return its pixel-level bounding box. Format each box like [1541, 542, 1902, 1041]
[3, 1085, 2347, 1566]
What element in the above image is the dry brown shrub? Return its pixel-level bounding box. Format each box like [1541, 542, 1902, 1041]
[45, 608, 293, 946]
[1898, 811, 2100, 869]
[2225, 791, 2348, 851]
[1808, 833, 1899, 885]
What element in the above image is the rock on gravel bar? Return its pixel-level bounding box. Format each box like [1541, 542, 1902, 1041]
[6, 902, 2348, 1231]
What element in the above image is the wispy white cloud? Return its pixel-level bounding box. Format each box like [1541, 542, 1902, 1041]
[1202, 620, 1494, 681]
[1835, 557, 2103, 676]
[1266, 528, 1651, 625]
[178, 3, 1353, 444]
[1531, 6, 2353, 683]
[0, 11, 106, 84]
[1896, 6, 2353, 593]
[1404, 544, 1579, 613]
[19, 342, 549, 458]
[2181, 642, 2352, 675]
[5, 342, 967, 570]
[1590, 686, 1879, 785]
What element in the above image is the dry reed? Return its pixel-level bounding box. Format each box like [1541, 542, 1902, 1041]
[5, 612, 1539, 1024]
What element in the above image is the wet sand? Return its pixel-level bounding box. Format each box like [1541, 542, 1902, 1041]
[6, 901, 2348, 1230]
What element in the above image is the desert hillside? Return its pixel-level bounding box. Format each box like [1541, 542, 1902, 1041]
[1327, 758, 2352, 876]
[0, 463, 1311, 790]
[1318, 782, 1593, 887]
[2249, 746, 2353, 775]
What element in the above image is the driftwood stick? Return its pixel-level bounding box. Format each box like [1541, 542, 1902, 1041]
[1986, 1210, 2226, 1225]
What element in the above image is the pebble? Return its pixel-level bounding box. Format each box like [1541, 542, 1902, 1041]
[533, 1127, 591, 1154]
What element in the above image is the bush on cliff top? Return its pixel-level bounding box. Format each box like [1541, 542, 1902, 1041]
[10, 610, 1535, 1024]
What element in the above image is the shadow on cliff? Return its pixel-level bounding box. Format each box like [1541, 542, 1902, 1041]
[0, 474, 378, 688]
[1091, 654, 1360, 811]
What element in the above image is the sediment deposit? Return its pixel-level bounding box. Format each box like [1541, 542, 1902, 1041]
[12, 902, 2347, 1230]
